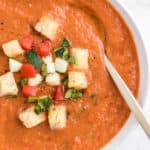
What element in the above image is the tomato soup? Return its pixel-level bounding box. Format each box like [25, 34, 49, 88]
[0, 0, 139, 149]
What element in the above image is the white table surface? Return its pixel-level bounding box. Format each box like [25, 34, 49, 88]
[115, 0, 150, 150]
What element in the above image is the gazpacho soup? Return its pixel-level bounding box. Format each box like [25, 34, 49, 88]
[0, 0, 139, 149]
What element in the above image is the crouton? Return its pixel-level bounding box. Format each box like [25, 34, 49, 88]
[68, 71, 87, 90]
[71, 48, 89, 69]
[0, 72, 18, 96]
[19, 107, 46, 128]
[34, 16, 59, 40]
[2, 40, 24, 57]
[48, 105, 66, 129]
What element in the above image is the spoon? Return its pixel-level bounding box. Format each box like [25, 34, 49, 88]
[104, 54, 150, 138]
[96, 13, 150, 138]
[70, 3, 150, 138]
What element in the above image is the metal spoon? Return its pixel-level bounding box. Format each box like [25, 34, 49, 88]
[95, 12, 150, 138]
[70, 3, 150, 138]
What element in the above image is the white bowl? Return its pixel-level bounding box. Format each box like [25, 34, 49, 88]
[103, 0, 150, 149]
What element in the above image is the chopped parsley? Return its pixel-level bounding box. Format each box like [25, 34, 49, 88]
[55, 38, 71, 59]
[27, 96, 52, 114]
[55, 47, 66, 57]
[28, 96, 39, 102]
[61, 38, 70, 47]
[65, 89, 83, 99]
[62, 76, 68, 86]
[41, 64, 48, 77]
[62, 48, 69, 59]
[67, 56, 77, 64]
[55, 47, 69, 60]
[19, 78, 28, 87]
[34, 100, 51, 115]
[28, 96, 51, 103]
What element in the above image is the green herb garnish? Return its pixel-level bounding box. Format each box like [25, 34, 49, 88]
[65, 89, 73, 99]
[55, 38, 71, 59]
[65, 89, 83, 99]
[34, 105, 41, 115]
[62, 77, 68, 85]
[28, 96, 52, 114]
[28, 96, 51, 103]
[62, 48, 69, 59]
[34, 100, 51, 114]
[71, 92, 83, 99]
[61, 38, 70, 47]
[19, 78, 28, 87]
[55, 47, 69, 59]
[55, 47, 66, 57]
[67, 56, 77, 64]
[28, 96, 52, 115]
[28, 96, 39, 102]
[25, 50, 43, 68]
[41, 64, 48, 77]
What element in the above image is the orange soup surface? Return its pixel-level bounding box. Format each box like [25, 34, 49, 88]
[0, 0, 139, 149]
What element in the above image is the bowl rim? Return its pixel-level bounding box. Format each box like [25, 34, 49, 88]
[103, 0, 150, 149]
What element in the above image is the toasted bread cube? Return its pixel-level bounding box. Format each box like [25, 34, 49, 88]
[71, 48, 89, 69]
[2, 40, 24, 57]
[68, 71, 87, 90]
[0, 72, 18, 96]
[45, 73, 60, 86]
[9, 59, 22, 72]
[35, 16, 59, 40]
[55, 58, 68, 73]
[28, 74, 43, 86]
[48, 105, 66, 129]
[19, 107, 46, 128]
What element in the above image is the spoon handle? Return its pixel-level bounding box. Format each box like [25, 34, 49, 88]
[104, 55, 150, 138]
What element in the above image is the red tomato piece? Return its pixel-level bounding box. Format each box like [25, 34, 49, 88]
[22, 85, 38, 96]
[21, 63, 36, 78]
[37, 40, 52, 56]
[20, 35, 34, 51]
[54, 85, 64, 101]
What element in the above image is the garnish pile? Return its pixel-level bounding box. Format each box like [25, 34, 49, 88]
[0, 16, 89, 129]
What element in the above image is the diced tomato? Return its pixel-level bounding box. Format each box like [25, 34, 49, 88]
[22, 85, 38, 96]
[54, 85, 64, 101]
[21, 63, 36, 78]
[20, 35, 34, 51]
[37, 40, 52, 56]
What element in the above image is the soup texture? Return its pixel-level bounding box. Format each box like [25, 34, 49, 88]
[0, 0, 139, 149]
